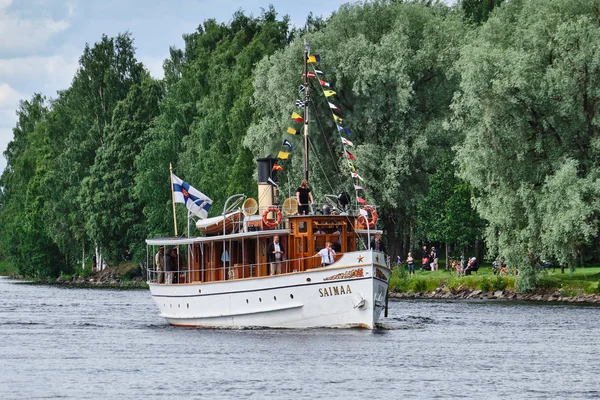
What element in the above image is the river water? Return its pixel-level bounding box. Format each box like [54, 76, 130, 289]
[0, 276, 598, 399]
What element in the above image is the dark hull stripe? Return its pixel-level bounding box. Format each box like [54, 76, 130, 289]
[152, 275, 385, 298]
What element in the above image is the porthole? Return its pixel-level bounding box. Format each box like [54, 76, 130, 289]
[170, 304, 172, 308]
[274, 296, 277, 301]
[246, 299, 249, 304]
[187, 303, 189, 308]
[259, 298, 262, 302]
[178, 304, 180, 308]
[198, 289, 202, 294]
[290, 294, 294, 299]
[306, 278, 311, 282]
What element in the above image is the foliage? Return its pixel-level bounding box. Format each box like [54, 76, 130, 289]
[411, 278, 428, 293]
[81, 77, 163, 260]
[389, 265, 410, 292]
[246, 1, 469, 259]
[0, 259, 18, 276]
[417, 153, 485, 250]
[491, 275, 508, 292]
[451, 0, 600, 282]
[479, 276, 491, 292]
[1, 0, 600, 281]
[460, 0, 505, 25]
[135, 8, 291, 236]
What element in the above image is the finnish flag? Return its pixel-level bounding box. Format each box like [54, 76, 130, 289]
[172, 174, 213, 219]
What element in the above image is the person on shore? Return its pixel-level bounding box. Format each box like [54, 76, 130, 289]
[431, 247, 438, 271]
[296, 179, 314, 215]
[464, 257, 479, 275]
[154, 247, 165, 283]
[421, 245, 429, 271]
[316, 242, 336, 267]
[407, 252, 414, 275]
[267, 235, 285, 275]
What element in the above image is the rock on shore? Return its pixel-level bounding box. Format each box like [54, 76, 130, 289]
[390, 287, 600, 304]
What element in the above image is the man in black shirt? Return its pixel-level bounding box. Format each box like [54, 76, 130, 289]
[296, 179, 314, 215]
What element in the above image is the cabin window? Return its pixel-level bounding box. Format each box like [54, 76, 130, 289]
[298, 221, 307, 233]
[296, 237, 303, 253]
[315, 235, 326, 251]
[312, 223, 325, 235]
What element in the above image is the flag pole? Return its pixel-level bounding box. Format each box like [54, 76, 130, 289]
[303, 39, 310, 182]
[169, 163, 178, 236]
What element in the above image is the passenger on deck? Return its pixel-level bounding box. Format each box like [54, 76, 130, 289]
[171, 248, 183, 283]
[154, 246, 165, 283]
[165, 248, 174, 284]
[267, 235, 285, 275]
[370, 234, 386, 253]
[296, 179, 314, 215]
[316, 242, 336, 267]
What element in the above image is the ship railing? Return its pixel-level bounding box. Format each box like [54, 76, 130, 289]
[240, 202, 378, 231]
[146, 252, 350, 284]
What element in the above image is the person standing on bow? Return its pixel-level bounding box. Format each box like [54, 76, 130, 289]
[267, 235, 285, 275]
[316, 242, 336, 267]
[370, 234, 386, 253]
[296, 179, 314, 215]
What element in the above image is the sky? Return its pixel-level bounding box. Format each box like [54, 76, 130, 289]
[0, 0, 352, 174]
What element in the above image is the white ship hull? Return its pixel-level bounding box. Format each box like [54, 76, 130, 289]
[149, 250, 390, 329]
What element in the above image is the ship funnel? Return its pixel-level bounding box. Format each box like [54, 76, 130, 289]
[257, 157, 278, 210]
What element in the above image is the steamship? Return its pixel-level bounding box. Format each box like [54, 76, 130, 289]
[145, 44, 391, 329]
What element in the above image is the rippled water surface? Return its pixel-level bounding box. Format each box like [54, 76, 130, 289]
[1, 276, 599, 399]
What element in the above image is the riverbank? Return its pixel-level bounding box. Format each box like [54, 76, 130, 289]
[6, 263, 148, 289]
[390, 287, 600, 304]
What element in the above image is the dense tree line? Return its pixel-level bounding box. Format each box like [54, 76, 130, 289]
[0, 1, 598, 291]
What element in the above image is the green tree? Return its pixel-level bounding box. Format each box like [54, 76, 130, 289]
[81, 77, 163, 261]
[460, 0, 504, 24]
[451, 0, 600, 290]
[0, 95, 63, 276]
[417, 154, 485, 258]
[246, 1, 469, 258]
[43, 32, 146, 269]
[135, 8, 291, 236]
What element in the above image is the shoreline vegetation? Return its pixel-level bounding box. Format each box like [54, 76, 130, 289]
[2, 260, 599, 304]
[0, 260, 148, 289]
[388, 262, 600, 304]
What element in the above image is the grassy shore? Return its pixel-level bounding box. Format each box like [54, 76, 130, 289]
[389, 261, 600, 297]
[3, 258, 600, 297]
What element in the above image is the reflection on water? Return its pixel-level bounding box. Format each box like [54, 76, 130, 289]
[0, 277, 599, 399]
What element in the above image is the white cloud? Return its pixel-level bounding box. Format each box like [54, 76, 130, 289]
[67, 1, 76, 17]
[0, 0, 71, 53]
[0, 127, 12, 172]
[139, 55, 164, 80]
[0, 83, 23, 108]
[0, 55, 78, 92]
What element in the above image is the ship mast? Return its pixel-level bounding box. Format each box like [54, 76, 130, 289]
[303, 40, 310, 182]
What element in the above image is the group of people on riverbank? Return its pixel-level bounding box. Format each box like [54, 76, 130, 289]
[396, 246, 480, 277]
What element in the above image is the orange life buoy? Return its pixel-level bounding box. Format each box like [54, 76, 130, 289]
[262, 206, 282, 228]
[358, 205, 378, 229]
